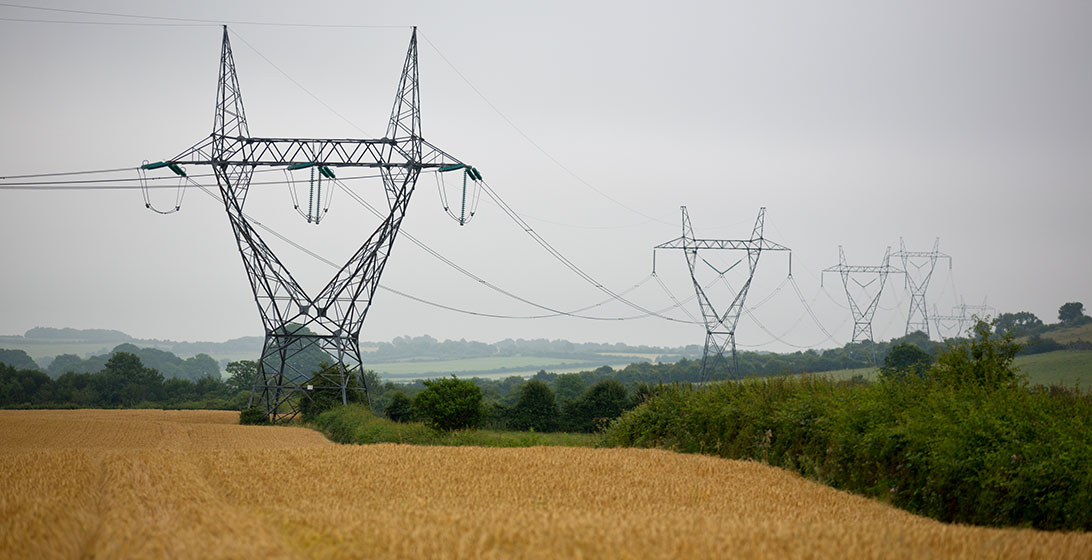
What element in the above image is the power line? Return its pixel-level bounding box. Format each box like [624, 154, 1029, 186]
[0, 3, 406, 28]
[418, 32, 676, 227]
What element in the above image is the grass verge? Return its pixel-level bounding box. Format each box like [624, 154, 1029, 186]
[313, 404, 599, 448]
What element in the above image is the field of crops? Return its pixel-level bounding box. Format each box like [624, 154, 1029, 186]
[368, 355, 632, 380]
[2, 410, 1089, 558]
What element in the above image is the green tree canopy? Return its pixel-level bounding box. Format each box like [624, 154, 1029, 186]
[928, 321, 1021, 389]
[879, 343, 933, 382]
[509, 380, 559, 432]
[225, 360, 258, 394]
[1059, 302, 1086, 324]
[563, 379, 630, 433]
[0, 349, 40, 372]
[993, 312, 1042, 335]
[414, 375, 484, 431]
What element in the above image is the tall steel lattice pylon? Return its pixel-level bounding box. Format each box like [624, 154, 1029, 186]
[822, 246, 902, 344]
[655, 207, 790, 383]
[145, 27, 471, 422]
[892, 238, 951, 338]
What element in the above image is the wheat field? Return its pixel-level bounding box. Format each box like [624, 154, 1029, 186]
[1, 410, 1089, 559]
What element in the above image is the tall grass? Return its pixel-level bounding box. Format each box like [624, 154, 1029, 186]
[314, 404, 599, 448]
[604, 377, 1092, 530]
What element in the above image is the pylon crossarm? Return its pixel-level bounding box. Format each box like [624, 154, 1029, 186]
[656, 238, 790, 251]
[161, 136, 466, 170]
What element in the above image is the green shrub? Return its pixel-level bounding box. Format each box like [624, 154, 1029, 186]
[384, 391, 416, 422]
[414, 375, 484, 431]
[313, 404, 599, 448]
[239, 406, 269, 425]
[604, 377, 1092, 530]
[297, 363, 367, 423]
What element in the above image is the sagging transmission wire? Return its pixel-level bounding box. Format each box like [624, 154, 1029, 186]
[474, 177, 700, 324]
[417, 31, 675, 229]
[709, 274, 843, 349]
[0, 164, 697, 322]
[331, 175, 701, 322]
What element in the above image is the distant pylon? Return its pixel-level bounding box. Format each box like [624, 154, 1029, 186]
[933, 299, 994, 339]
[822, 246, 902, 345]
[892, 238, 952, 338]
[654, 207, 790, 383]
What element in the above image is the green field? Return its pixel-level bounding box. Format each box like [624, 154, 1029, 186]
[791, 350, 1092, 389]
[1014, 350, 1092, 388]
[1040, 322, 1092, 345]
[367, 355, 636, 380]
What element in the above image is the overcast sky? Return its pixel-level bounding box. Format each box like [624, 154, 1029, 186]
[1, 0, 1089, 352]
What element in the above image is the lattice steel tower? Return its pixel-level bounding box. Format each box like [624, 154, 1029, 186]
[655, 207, 790, 383]
[933, 300, 994, 339]
[144, 27, 471, 421]
[822, 246, 902, 344]
[892, 238, 951, 338]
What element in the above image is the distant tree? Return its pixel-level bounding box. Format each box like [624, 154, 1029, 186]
[225, 360, 259, 394]
[1059, 302, 1086, 325]
[0, 363, 53, 405]
[554, 373, 586, 405]
[47, 353, 91, 378]
[509, 380, 559, 432]
[928, 320, 1021, 389]
[53, 372, 99, 405]
[183, 353, 220, 380]
[993, 312, 1043, 335]
[0, 349, 40, 372]
[562, 379, 629, 433]
[97, 352, 164, 406]
[414, 375, 484, 431]
[384, 391, 416, 422]
[163, 378, 197, 403]
[879, 343, 933, 382]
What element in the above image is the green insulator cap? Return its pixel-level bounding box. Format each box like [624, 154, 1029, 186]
[167, 163, 187, 177]
[141, 161, 170, 170]
[288, 162, 316, 170]
[439, 164, 466, 172]
[319, 166, 336, 179]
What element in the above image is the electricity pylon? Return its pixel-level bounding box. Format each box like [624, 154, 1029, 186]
[822, 247, 902, 345]
[892, 238, 951, 338]
[933, 300, 994, 339]
[655, 207, 790, 383]
[144, 27, 470, 422]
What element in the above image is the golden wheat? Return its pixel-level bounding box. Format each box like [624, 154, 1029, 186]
[1, 409, 1088, 559]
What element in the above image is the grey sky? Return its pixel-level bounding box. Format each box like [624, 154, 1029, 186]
[1, 0, 1089, 352]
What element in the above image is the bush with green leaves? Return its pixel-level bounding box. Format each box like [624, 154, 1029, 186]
[413, 375, 484, 431]
[297, 363, 367, 423]
[878, 342, 933, 382]
[605, 333, 1092, 530]
[562, 379, 630, 433]
[384, 391, 416, 423]
[239, 406, 269, 425]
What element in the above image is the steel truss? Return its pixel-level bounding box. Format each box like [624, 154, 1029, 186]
[892, 238, 951, 338]
[822, 247, 902, 345]
[655, 207, 790, 383]
[933, 300, 994, 339]
[149, 27, 468, 422]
